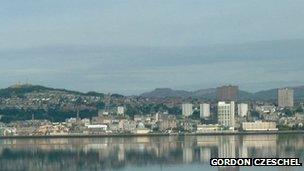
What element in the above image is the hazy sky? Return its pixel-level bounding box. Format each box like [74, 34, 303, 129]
[1, 0, 304, 95]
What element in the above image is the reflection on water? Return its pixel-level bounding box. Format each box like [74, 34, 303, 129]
[0, 134, 303, 171]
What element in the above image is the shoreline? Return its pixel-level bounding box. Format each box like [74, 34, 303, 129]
[0, 130, 303, 139]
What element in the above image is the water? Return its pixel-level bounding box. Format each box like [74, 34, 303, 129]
[0, 134, 303, 171]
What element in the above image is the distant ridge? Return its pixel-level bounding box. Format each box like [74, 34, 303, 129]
[140, 88, 192, 98]
[0, 84, 106, 98]
[0, 84, 303, 101]
[140, 86, 304, 101]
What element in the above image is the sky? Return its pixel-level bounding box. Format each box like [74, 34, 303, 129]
[0, 0, 304, 95]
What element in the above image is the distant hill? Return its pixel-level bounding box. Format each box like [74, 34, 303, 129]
[0, 84, 124, 123]
[1, 84, 303, 101]
[140, 87, 252, 100]
[253, 86, 304, 100]
[0, 84, 106, 98]
[294, 86, 304, 99]
[140, 86, 304, 101]
[140, 88, 192, 98]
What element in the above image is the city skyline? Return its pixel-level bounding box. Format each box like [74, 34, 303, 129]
[1, 82, 303, 97]
[1, 1, 303, 171]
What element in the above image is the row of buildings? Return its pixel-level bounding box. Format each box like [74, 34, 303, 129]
[216, 85, 295, 108]
[180, 85, 296, 131]
[0, 85, 300, 136]
[182, 101, 254, 130]
[182, 102, 248, 118]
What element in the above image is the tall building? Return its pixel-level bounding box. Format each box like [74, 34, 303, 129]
[278, 88, 294, 107]
[237, 103, 248, 117]
[218, 101, 235, 128]
[117, 106, 125, 115]
[217, 85, 239, 101]
[200, 103, 210, 118]
[182, 103, 193, 117]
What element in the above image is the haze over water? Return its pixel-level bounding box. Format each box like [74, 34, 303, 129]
[0, 134, 303, 171]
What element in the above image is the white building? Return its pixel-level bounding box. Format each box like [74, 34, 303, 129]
[182, 103, 193, 117]
[200, 103, 210, 118]
[117, 106, 125, 115]
[242, 121, 278, 131]
[238, 103, 248, 117]
[98, 109, 109, 116]
[133, 128, 150, 134]
[278, 88, 294, 108]
[81, 118, 91, 126]
[86, 124, 108, 130]
[255, 105, 276, 114]
[217, 101, 235, 128]
[196, 124, 221, 133]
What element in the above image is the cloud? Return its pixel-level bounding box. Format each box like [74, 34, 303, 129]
[0, 39, 304, 94]
[1, 1, 304, 94]
[1, 0, 304, 49]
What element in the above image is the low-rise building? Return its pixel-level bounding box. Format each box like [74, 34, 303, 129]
[119, 120, 136, 133]
[242, 121, 278, 131]
[133, 122, 150, 134]
[91, 115, 112, 125]
[255, 105, 276, 114]
[87, 124, 107, 130]
[0, 127, 17, 136]
[196, 124, 221, 133]
[278, 114, 304, 128]
[86, 124, 108, 134]
[117, 106, 125, 115]
[81, 118, 91, 126]
[158, 115, 178, 131]
[134, 115, 144, 122]
[109, 123, 120, 132]
[133, 128, 150, 134]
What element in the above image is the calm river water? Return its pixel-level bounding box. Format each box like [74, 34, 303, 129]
[0, 134, 303, 171]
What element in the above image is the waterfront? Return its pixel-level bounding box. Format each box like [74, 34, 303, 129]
[0, 134, 303, 171]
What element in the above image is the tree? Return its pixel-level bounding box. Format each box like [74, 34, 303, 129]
[282, 108, 293, 117]
[295, 106, 303, 113]
[190, 110, 200, 120]
[125, 105, 139, 118]
[250, 110, 260, 118]
[168, 106, 181, 115]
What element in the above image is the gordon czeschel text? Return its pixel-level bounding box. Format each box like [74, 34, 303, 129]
[210, 158, 302, 167]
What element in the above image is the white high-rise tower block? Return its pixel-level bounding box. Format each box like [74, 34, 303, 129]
[182, 103, 193, 117]
[278, 88, 294, 107]
[238, 103, 248, 117]
[200, 103, 210, 118]
[218, 101, 235, 128]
